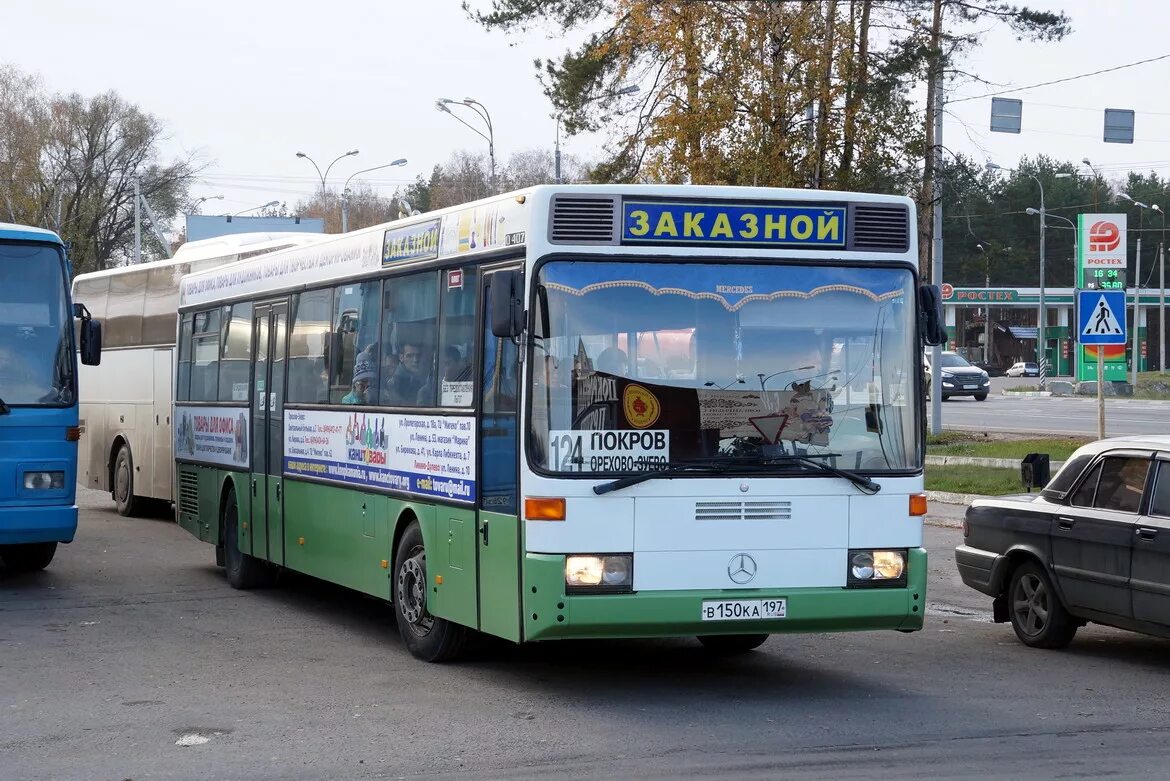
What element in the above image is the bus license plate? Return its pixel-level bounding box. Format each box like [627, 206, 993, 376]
[700, 599, 786, 621]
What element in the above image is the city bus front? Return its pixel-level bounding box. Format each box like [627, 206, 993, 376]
[0, 225, 101, 572]
[516, 199, 927, 644]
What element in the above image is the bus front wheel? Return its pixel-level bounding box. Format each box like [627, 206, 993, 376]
[0, 542, 57, 573]
[113, 444, 137, 517]
[698, 634, 769, 654]
[223, 490, 267, 590]
[393, 521, 466, 662]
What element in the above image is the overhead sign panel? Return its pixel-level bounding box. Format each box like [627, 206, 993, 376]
[1078, 290, 1127, 345]
[621, 201, 846, 248]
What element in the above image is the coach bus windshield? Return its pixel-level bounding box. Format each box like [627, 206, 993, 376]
[529, 260, 920, 475]
[0, 242, 74, 406]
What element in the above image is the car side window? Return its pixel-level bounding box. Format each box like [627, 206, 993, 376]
[1149, 461, 1170, 517]
[1068, 462, 1101, 508]
[1093, 456, 1150, 514]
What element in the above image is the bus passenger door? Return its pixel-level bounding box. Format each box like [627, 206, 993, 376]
[249, 306, 270, 559]
[250, 301, 288, 566]
[152, 348, 173, 502]
[476, 271, 522, 642]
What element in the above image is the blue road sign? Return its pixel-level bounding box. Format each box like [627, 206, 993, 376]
[1078, 289, 1127, 345]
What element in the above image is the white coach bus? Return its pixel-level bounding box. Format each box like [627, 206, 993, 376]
[72, 232, 323, 515]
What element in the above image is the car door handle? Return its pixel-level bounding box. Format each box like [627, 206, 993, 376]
[479, 521, 489, 546]
[1057, 516, 1076, 530]
[1137, 527, 1158, 541]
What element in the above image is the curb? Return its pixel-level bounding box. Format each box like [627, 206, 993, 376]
[1002, 391, 1053, 398]
[926, 490, 986, 506]
[926, 454, 1065, 471]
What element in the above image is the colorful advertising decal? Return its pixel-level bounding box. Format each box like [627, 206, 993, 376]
[621, 200, 847, 248]
[284, 410, 476, 502]
[437, 196, 528, 257]
[1077, 213, 1127, 272]
[383, 219, 440, 264]
[174, 405, 250, 468]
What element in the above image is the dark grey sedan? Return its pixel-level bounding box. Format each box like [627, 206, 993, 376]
[956, 436, 1170, 648]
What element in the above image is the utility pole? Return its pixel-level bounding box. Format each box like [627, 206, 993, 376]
[929, 67, 944, 435]
[134, 177, 142, 265]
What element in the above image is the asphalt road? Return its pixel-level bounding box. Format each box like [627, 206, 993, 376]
[930, 378, 1170, 438]
[4, 491, 1170, 779]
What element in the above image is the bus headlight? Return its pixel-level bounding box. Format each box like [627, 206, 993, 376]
[847, 549, 906, 587]
[565, 554, 633, 592]
[24, 471, 65, 490]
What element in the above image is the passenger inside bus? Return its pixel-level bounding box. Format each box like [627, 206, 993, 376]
[341, 350, 376, 405]
[384, 341, 429, 404]
[595, 346, 628, 375]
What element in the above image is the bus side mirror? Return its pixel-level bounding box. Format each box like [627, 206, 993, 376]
[490, 270, 524, 338]
[919, 284, 947, 346]
[80, 318, 102, 366]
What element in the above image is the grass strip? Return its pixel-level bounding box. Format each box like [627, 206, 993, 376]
[925, 465, 1030, 496]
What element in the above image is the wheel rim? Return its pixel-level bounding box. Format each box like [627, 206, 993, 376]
[397, 545, 433, 637]
[114, 456, 129, 503]
[1012, 572, 1049, 638]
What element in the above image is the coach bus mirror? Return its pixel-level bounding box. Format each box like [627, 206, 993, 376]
[918, 284, 948, 346]
[490, 270, 524, 338]
[80, 318, 102, 366]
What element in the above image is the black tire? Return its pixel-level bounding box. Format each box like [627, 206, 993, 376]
[0, 542, 57, 572]
[112, 444, 137, 517]
[974, 393, 988, 401]
[223, 489, 267, 590]
[1008, 560, 1077, 649]
[698, 634, 769, 654]
[393, 521, 466, 662]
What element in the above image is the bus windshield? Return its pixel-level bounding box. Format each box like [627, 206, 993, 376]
[0, 242, 74, 406]
[530, 259, 919, 475]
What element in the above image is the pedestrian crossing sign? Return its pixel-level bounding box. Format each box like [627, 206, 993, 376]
[1077, 289, 1127, 345]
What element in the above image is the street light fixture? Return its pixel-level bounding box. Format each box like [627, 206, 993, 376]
[295, 149, 359, 198]
[191, 195, 224, 214]
[1118, 192, 1150, 385]
[988, 162, 1049, 388]
[554, 84, 640, 184]
[757, 365, 815, 392]
[437, 97, 496, 193]
[233, 200, 280, 217]
[340, 158, 408, 232]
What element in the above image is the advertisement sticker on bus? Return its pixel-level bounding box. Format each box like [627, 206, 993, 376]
[284, 409, 476, 502]
[174, 406, 250, 468]
[383, 220, 440, 265]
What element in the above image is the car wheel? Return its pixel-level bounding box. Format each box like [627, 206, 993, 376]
[974, 393, 988, 401]
[394, 521, 466, 662]
[1008, 560, 1077, 649]
[698, 634, 769, 654]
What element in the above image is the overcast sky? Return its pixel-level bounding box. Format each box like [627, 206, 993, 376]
[4, 0, 1169, 216]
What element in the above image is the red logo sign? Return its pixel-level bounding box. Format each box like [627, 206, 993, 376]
[940, 283, 954, 300]
[1089, 221, 1121, 252]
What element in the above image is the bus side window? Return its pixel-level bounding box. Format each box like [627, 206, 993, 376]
[176, 313, 193, 401]
[288, 288, 332, 404]
[190, 309, 220, 402]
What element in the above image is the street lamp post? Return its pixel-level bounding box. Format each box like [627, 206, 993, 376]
[340, 158, 408, 232]
[989, 162, 1047, 388]
[233, 200, 280, 217]
[1153, 204, 1166, 372]
[554, 84, 639, 184]
[191, 195, 224, 214]
[437, 97, 495, 193]
[295, 150, 359, 229]
[1118, 193, 1149, 386]
[1028, 208, 1078, 377]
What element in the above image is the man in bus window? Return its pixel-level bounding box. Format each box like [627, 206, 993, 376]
[342, 352, 375, 404]
[385, 341, 426, 404]
[596, 346, 628, 376]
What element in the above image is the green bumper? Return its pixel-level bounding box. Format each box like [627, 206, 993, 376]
[523, 548, 926, 641]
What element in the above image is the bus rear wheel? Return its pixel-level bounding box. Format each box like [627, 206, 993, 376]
[698, 634, 769, 654]
[0, 542, 57, 572]
[222, 489, 268, 590]
[393, 521, 466, 662]
[113, 444, 138, 517]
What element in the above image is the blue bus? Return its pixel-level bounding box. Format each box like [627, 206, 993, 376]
[0, 223, 101, 572]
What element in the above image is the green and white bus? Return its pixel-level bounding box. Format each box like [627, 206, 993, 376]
[175, 185, 943, 661]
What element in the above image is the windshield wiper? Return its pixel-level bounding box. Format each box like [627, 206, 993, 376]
[593, 461, 730, 495]
[757, 454, 881, 495]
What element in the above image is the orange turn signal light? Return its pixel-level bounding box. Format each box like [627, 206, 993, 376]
[909, 493, 928, 517]
[65, 427, 80, 442]
[525, 497, 566, 521]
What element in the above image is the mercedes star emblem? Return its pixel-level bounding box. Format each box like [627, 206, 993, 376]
[727, 553, 758, 585]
